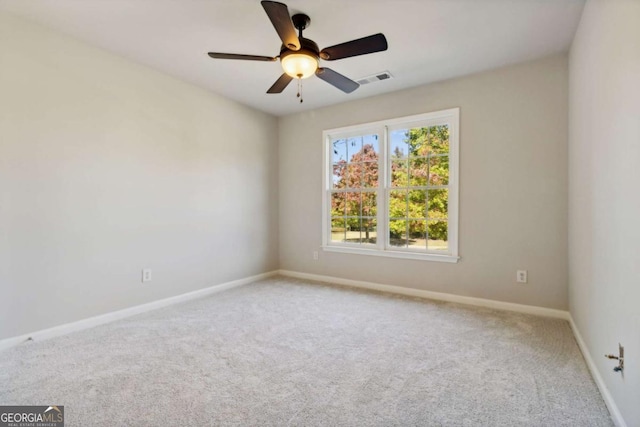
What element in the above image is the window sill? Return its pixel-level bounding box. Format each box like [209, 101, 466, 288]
[322, 245, 460, 263]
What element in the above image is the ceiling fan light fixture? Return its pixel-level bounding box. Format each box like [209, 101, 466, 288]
[281, 51, 318, 79]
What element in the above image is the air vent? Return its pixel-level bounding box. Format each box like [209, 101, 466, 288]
[356, 71, 393, 85]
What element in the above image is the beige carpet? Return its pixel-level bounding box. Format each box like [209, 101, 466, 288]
[1, 276, 612, 426]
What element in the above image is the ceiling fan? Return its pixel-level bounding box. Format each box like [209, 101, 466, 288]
[207, 1, 388, 99]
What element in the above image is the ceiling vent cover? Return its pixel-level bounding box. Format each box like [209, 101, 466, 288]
[356, 71, 393, 85]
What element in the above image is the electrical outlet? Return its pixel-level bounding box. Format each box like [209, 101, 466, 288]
[142, 269, 152, 283]
[313, 251, 319, 261]
[516, 270, 528, 283]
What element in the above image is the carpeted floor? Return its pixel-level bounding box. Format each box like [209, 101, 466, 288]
[1, 276, 612, 426]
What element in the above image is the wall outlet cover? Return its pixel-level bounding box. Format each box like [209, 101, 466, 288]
[517, 270, 528, 283]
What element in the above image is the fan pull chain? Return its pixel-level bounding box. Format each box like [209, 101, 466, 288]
[296, 74, 303, 103]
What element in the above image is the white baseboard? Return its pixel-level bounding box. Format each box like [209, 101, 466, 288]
[277, 270, 569, 319]
[0, 270, 278, 352]
[569, 316, 627, 427]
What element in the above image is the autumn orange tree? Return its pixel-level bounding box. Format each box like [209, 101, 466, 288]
[331, 142, 378, 242]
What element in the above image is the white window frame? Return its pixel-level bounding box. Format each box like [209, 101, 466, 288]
[322, 108, 460, 263]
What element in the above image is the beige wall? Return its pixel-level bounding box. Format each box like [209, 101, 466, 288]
[569, 1, 640, 425]
[0, 13, 279, 340]
[279, 55, 568, 310]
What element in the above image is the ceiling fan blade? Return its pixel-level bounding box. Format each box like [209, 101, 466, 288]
[319, 33, 388, 61]
[261, 1, 301, 51]
[315, 68, 359, 93]
[208, 52, 277, 62]
[267, 73, 294, 93]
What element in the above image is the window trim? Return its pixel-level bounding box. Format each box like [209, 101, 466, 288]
[322, 108, 460, 263]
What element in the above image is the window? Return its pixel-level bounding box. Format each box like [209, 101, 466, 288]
[322, 108, 459, 262]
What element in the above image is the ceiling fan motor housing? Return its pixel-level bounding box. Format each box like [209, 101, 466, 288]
[280, 37, 319, 57]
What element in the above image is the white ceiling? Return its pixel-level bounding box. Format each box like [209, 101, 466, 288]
[0, 0, 585, 116]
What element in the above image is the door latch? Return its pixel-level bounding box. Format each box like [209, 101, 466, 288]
[605, 343, 624, 373]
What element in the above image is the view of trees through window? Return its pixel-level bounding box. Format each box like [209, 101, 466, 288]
[331, 134, 379, 245]
[389, 125, 449, 251]
[329, 125, 450, 252]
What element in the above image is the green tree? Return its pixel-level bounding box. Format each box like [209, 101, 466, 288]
[389, 126, 449, 242]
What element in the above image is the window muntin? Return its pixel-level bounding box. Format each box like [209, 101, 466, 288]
[323, 109, 459, 262]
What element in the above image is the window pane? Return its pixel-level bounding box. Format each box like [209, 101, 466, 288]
[391, 160, 408, 187]
[409, 158, 429, 187]
[345, 192, 361, 217]
[389, 190, 408, 218]
[407, 127, 430, 157]
[427, 220, 448, 251]
[345, 218, 361, 243]
[429, 155, 449, 186]
[344, 135, 379, 160]
[408, 220, 426, 249]
[427, 189, 448, 220]
[361, 218, 377, 245]
[347, 163, 362, 188]
[390, 130, 409, 159]
[389, 219, 407, 248]
[362, 135, 379, 159]
[362, 162, 378, 188]
[346, 137, 362, 162]
[409, 190, 427, 218]
[332, 139, 348, 163]
[429, 125, 449, 154]
[331, 192, 345, 217]
[331, 218, 346, 243]
[332, 162, 347, 189]
[362, 191, 377, 217]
